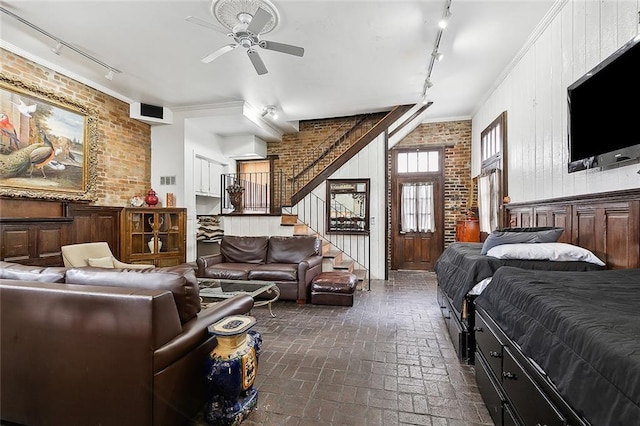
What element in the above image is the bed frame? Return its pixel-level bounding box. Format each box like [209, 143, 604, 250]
[472, 189, 640, 425]
[438, 189, 640, 364]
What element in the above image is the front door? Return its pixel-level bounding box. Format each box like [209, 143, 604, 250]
[391, 148, 444, 270]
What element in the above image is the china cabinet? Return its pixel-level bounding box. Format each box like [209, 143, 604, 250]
[120, 208, 186, 266]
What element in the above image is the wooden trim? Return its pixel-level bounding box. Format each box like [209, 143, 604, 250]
[505, 190, 640, 269]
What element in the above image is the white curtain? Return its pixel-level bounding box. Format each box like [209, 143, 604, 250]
[478, 169, 501, 233]
[401, 183, 434, 233]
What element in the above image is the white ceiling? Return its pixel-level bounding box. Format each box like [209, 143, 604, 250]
[0, 0, 557, 140]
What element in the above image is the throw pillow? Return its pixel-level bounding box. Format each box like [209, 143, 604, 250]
[87, 256, 115, 268]
[486, 242, 605, 266]
[480, 227, 564, 255]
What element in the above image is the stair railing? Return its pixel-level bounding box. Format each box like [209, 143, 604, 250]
[288, 113, 384, 198]
[284, 191, 371, 290]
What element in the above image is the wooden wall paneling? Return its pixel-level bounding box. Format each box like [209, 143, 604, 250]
[0, 218, 72, 266]
[572, 204, 598, 260]
[65, 204, 123, 258]
[506, 190, 640, 270]
[601, 201, 639, 269]
[1, 226, 30, 262]
[0, 198, 64, 218]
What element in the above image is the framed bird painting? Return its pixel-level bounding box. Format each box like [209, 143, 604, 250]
[0, 75, 97, 201]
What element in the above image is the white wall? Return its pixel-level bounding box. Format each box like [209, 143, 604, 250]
[152, 111, 236, 261]
[472, 0, 640, 203]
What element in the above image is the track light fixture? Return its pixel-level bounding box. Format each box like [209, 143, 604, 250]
[438, 11, 452, 29]
[418, 0, 452, 104]
[51, 41, 63, 55]
[261, 105, 278, 119]
[0, 6, 122, 80]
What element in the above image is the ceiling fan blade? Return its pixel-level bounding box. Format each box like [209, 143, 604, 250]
[202, 44, 237, 64]
[259, 40, 305, 57]
[246, 7, 272, 35]
[185, 16, 228, 34]
[247, 49, 268, 75]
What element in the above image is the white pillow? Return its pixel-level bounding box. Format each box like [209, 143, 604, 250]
[486, 242, 605, 266]
[87, 256, 115, 268]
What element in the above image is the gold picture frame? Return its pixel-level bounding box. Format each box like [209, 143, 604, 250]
[0, 74, 98, 201]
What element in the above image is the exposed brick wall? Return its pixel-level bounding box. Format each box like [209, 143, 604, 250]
[269, 115, 473, 248]
[395, 120, 473, 246]
[1, 49, 151, 206]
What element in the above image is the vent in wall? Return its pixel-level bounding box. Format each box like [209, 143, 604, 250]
[160, 176, 176, 185]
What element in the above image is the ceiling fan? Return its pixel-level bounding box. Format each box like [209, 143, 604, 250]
[185, 0, 304, 75]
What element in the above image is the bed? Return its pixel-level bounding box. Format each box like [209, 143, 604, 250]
[434, 241, 603, 363]
[474, 266, 640, 426]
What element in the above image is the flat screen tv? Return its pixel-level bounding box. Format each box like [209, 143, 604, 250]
[567, 34, 640, 173]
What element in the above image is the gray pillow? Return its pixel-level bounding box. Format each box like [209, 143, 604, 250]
[480, 227, 564, 255]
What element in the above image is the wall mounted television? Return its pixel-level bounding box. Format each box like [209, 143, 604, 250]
[567, 34, 640, 173]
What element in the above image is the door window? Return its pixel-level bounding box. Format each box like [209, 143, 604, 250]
[401, 183, 435, 233]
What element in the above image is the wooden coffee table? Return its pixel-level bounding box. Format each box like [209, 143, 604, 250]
[197, 278, 281, 317]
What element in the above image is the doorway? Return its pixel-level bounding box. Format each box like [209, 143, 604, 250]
[391, 148, 444, 270]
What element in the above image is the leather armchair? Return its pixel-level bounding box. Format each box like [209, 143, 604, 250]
[61, 241, 154, 269]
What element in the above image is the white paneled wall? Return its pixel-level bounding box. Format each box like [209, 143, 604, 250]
[472, 0, 640, 203]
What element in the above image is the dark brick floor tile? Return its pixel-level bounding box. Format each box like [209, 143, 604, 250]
[191, 271, 493, 426]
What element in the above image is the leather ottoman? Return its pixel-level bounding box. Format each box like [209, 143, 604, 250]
[310, 271, 358, 306]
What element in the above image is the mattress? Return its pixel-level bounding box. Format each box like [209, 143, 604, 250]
[434, 242, 602, 312]
[475, 266, 640, 426]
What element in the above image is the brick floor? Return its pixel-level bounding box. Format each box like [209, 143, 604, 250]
[193, 270, 493, 426]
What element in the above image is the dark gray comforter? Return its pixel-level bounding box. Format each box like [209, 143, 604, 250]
[434, 242, 602, 312]
[475, 266, 640, 426]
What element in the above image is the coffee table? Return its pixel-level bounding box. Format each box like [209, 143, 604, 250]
[198, 278, 281, 317]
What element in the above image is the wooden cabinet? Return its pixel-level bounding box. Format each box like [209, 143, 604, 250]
[455, 219, 480, 242]
[120, 208, 186, 267]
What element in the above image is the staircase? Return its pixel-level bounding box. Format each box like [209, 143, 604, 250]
[280, 214, 369, 289]
[223, 104, 416, 288]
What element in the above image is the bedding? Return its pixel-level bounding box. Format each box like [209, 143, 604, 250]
[486, 242, 605, 265]
[474, 267, 640, 426]
[434, 242, 603, 313]
[480, 226, 564, 254]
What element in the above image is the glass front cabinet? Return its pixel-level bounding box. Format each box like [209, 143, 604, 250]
[120, 208, 186, 267]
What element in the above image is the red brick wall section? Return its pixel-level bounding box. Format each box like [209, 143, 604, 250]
[270, 115, 473, 247]
[1, 49, 151, 206]
[393, 120, 473, 246]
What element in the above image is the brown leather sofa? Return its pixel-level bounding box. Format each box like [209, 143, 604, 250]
[196, 235, 323, 304]
[0, 261, 254, 426]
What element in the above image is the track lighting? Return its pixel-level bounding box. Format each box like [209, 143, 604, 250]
[438, 11, 452, 29]
[261, 105, 278, 119]
[1, 6, 122, 80]
[432, 51, 444, 61]
[51, 41, 63, 55]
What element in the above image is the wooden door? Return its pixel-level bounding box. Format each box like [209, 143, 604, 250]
[391, 148, 444, 271]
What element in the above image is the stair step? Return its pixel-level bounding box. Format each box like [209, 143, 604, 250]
[281, 214, 298, 225]
[353, 269, 367, 281]
[333, 259, 354, 272]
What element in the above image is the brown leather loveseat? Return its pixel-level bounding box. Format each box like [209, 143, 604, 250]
[0, 261, 254, 426]
[196, 235, 323, 304]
